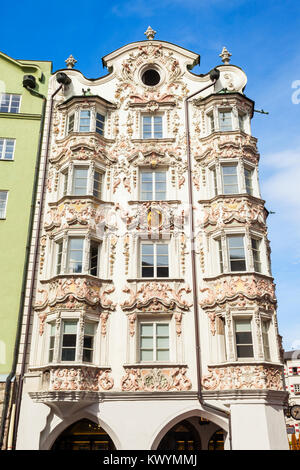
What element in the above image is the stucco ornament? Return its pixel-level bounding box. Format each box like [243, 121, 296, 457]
[199, 274, 276, 309]
[121, 282, 192, 311]
[121, 367, 192, 391]
[48, 366, 114, 391]
[202, 364, 284, 391]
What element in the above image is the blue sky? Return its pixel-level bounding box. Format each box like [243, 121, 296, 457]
[1, 0, 300, 349]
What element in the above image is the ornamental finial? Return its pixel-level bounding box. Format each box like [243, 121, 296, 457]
[144, 26, 157, 40]
[65, 54, 77, 69]
[219, 46, 232, 65]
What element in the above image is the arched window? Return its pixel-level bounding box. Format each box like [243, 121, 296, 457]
[208, 429, 225, 450]
[157, 420, 201, 451]
[51, 419, 115, 451]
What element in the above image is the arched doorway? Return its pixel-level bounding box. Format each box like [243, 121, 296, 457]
[208, 429, 225, 450]
[157, 419, 201, 451]
[51, 419, 116, 450]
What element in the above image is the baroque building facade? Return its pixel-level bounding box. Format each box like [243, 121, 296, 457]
[12, 29, 288, 450]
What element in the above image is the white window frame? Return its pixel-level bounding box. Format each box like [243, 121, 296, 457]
[66, 108, 106, 136]
[0, 191, 8, 219]
[138, 320, 171, 363]
[141, 114, 163, 139]
[0, 138, 15, 160]
[140, 169, 167, 201]
[140, 241, 169, 278]
[0, 94, 21, 113]
[47, 317, 97, 365]
[234, 317, 254, 360]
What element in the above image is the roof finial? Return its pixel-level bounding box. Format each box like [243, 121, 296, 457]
[219, 47, 232, 65]
[144, 26, 157, 40]
[65, 54, 77, 69]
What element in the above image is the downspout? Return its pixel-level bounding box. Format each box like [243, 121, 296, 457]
[11, 83, 63, 450]
[184, 69, 232, 450]
[0, 91, 46, 450]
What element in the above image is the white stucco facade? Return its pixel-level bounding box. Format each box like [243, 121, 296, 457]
[14, 31, 289, 450]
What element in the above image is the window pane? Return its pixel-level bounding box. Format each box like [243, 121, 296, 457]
[62, 334, 77, 347]
[83, 349, 92, 362]
[61, 348, 76, 361]
[141, 337, 153, 348]
[156, 324, 169, 336]
[157, 350, 169, 361]
[157, 337, 169, 348]
[84, 323, 95, 335]
[156, 244, 168, 255]
[235, 320, 251, 332]
[219, 111, 232, 131]
[141, 324, 153, 336]
[83, 336, 93, 349]
[157, 266, 169, 277]
[140, 350, 153, 361]
[236, 345, 254, 358]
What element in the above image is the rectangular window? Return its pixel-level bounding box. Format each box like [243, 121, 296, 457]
[89, 241, 100, 276]
[96, 113, 105, 136]
[79, 110, 91, 132]
[61, 321, 77, 361]
[140, 170, 166, 200]
[67, 113, 75, 134]
[83, 323, 95, 363]
[219, 111, 232, 131]
[142, 115, 163, 139]
[228, 235, 246, 271]
[0, 94, 21, 113]
[140, 322, 169, 362]
[244, 167, 253, 195]
[208, 112, 215, 133]
[62, 170, 69, 197]
[222, 165, 239, 194]
[141, 243, 169, 278]
[67, 238, 84, 273]
[211, 167, 218, 196]
[72, 167, 88, 195]
[0, 138, 15, 160]
[218, 239, 224, 273]
[0, 191, 8, 219]
[294, 384, 300, 394]
[238, 113, 246, 132]
[93, 170, 102, 199]
[48, 323, 56, 363]
[251, 238, 262, 273]
[56, 241, 63, 275]
[235, 319, 254, 358]
[262, 320, 271, 361]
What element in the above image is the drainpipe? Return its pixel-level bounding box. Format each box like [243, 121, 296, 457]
[184, 69, 232, 450]
[11, 82, 63, 450]
[0, 88, 47, 450]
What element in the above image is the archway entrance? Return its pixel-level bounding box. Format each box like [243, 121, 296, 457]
[51, 419, 116, 450]
[157, 420, 201, 451]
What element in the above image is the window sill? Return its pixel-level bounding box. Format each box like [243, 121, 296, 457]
[41, 273, 113, 284]
[123, 363, 188, 368]
[203, 272, 274, 282]
[131, 138, 175, 143]
[28, 363, 112, 371]
[207, 360, 283, 368]
[198, 193, 265, 205]
[128, 199, 181, 205]
[49, 194, 114, 207]
[127, 278, 185, 283]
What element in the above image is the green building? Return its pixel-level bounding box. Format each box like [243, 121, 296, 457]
[0, 51, 51, 444]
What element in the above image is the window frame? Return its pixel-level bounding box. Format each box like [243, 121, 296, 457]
[141, 114, 163, 139]
[234, 317, 254, 360]
[0, 191, 8, 219]
[0, 94, 21, 113]
[140, 241, 169, 278]
[138, 320, 170, 363]
[0, 138, 16, 161]
[218, 109, 233, 132]
[140, 168, 167, 201]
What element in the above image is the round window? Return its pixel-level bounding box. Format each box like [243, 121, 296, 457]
[142, 69, 161, 86]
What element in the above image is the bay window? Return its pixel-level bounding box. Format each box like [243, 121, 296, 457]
[209, 161, 257, 197]
[54, 237, 101, 277]
[222, 165, 239, 194]
[89, 240, 100, 276]
[48, 319, 96, 364]
[66, 108, 105, 135]
[244, 167, 254, 195]
[60, 165, 104, 199]
[67, 238, 84, 274]
[251, 238, 262, 273]
[262, 320, 271, 361]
